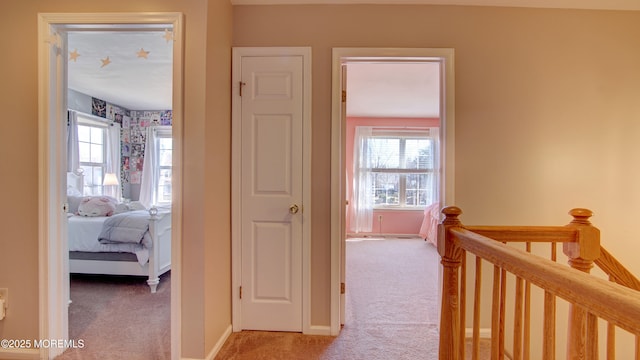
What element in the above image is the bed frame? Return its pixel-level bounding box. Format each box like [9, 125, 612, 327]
[67, 171, 171, 293]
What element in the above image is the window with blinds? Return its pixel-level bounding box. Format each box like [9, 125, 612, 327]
[156, 133, 173, 204]
[363, 130, 436, 208]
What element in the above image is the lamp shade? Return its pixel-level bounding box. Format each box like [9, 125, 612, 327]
[103, 173, 119, 186]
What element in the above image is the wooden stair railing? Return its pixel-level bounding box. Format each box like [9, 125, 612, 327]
[595, 246, 640, 291]
[438, 206, 640, 360]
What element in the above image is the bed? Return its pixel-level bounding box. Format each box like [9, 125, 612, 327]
[419, 202, 440, 246]
[66, 171, 171, 293]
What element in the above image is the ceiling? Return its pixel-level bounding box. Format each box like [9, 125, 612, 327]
[67, 1, 639, 116]
[68, 30, 441, 117]
[67, 30, 173, 111]
[346, 62, 441, 118]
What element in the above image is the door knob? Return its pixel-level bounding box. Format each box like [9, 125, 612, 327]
[289, 204, 300, 214]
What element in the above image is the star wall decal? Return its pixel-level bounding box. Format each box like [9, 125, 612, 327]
[163, 29, 174, 43]
[136, 48, 150, 59]
[69, 49, 80, 62]
[44, 33, 60, 47]
[101, 56, 112, 68]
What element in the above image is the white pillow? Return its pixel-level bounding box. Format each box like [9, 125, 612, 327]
[114, 202, 131, 214]
[128, 201, 147, 211]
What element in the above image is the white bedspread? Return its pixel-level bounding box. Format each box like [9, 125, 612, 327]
[67, 215, 149, 265]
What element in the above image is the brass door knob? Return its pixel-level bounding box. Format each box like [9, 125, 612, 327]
[289, 204, 300, 214]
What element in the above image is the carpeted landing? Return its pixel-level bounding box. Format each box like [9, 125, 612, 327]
[55, 272, 171, 360]
[216, 238, 442, 359]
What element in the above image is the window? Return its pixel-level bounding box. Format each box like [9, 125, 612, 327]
[78, 119, 107, 195]
[139, 126, 172, 208]
[363, 130, 437, 208]
[156, 131, 173, 204]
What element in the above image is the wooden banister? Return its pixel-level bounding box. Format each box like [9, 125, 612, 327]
[595, 246, 640, 291]
[563, 208, 600, 360]
[465, 226, 579, 244]
[438, 206, 640, 360]
[449, 227, 640, 335]
[438, 206, 464, 360]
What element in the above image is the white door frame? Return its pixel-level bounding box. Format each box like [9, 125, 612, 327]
[37, 13, 183, 360]
[330, 47, 456, 335]
[231, 47, 315, 334]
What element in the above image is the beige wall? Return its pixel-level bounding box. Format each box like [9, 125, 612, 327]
[204, 0, 233, 354]
[233, 4, 640, 335]
[4, 1, 640, 357]
[0, 0, 232, 358]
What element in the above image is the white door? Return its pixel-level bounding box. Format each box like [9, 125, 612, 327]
[240, 55, 304, 331]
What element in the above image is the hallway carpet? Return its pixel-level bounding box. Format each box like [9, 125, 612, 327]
[216, 238, 441, 359]
[55, 272, 171, 360]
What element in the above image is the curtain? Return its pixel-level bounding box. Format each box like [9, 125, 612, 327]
[106, 122, 122, 200]
[427, 127, 440, 206]
[139, 126, 157, 209]
[67, 110, 80, 173]
[349, 126, 374, 233]
[419, 127, 441, 243]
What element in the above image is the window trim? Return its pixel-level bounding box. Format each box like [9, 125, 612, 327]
[76, 113, 109, 196]
[154, 127, 173, 205]
[364, 129, 437, 209]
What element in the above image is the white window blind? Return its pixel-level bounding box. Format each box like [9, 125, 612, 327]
[362, 129, 437, 208]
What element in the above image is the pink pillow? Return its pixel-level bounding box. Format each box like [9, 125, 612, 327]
[77, 196, 117, 217]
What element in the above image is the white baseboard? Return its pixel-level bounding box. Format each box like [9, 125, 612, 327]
[0, 348, 40, 360]
[180, 323, 330, 360]
[207, 325, 232, 360]
[304, 325, 332, 336]
[346, 233, 422, 239]
[466, 328, 513, 359]
[181, 324, 232, 360]
[465, 327, 492, 338]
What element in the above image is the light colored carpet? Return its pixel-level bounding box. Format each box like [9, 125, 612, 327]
[216, 238, 442, 359]
[55, 272, 171, 360]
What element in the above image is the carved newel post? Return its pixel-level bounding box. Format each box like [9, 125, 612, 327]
[438, 206, 464, 360]
[564, 208, 600, 360]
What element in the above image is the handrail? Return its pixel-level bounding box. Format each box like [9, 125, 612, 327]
[595, 246, 640, 291]
[450, 227, 640, 335]
[465, 225, 579, 243]
[437, 206, 640, 360]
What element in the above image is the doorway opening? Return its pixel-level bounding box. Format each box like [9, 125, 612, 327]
[330, 48, 455, 335]
[38, 13, 183, 359]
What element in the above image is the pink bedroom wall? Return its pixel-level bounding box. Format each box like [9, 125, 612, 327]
[346, 116, 440, 236]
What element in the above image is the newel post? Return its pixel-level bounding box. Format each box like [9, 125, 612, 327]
[438, 206, 464, 360]
[564, 208, 600, 360]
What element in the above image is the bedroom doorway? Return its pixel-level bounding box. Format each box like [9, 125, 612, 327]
[330, 48, 455, 334]
[38, 13, 183, 360]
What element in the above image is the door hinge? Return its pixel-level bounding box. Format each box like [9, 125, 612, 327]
[63, 203, 69, 213]
[239, 81, 246, 97]
[341, 90, 346, 103]
[239, 286, 243, 299]
[341, 282, 345, 294]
